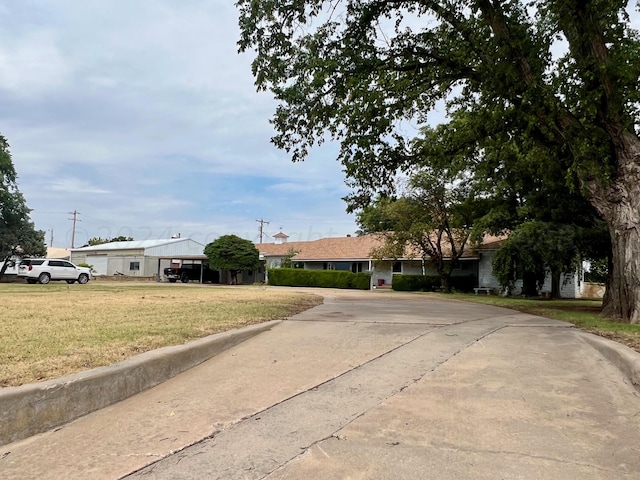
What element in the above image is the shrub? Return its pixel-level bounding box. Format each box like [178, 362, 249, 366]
[392, 274, 477, 292]
[449, 275, 477, 293]
[392, 275, 440, 291]
[268, 268, 371, 290]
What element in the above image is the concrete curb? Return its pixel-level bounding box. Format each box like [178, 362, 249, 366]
[578, 330, 640, 390]
[0, 320, 281, 446]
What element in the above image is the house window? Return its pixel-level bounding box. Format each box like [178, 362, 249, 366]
[392, 261, 402, 273]
[129, 261, 140, 271]
[457, 262, 474, 271]
[351, 262, 363, 273]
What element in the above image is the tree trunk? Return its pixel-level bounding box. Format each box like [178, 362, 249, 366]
[0, 255, 10, 282]
[439, 273, 451, 293]
[551, 270, 561, 299]
[586, 133, 640, 323]
[598, 214, 640, 323]
[522, 271, 539, 297]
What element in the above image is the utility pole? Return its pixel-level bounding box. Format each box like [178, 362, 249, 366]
[68, 210, 81, 248]
[48, 229, 54, 247]
[256, 218, 270, 244]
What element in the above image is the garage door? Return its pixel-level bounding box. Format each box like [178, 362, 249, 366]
[86, 256, 109, 276]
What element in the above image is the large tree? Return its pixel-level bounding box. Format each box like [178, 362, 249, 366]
[238, 0, 640, 322]
[204, 234, 260, 285]
[0, 135, 46, 280]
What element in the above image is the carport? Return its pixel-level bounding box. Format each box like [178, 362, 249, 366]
[160, 256, 220, 284]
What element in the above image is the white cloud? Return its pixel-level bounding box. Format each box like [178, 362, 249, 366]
[0, 31, 71, 95]
[0, 0, 358, 247]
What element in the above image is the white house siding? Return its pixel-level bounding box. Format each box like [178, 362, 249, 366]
[540, 272, 584, 298]
[372, 265, 393, 287]
[478, 252, 502, 290]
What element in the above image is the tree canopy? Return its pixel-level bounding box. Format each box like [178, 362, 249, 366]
[492, 221, 583, 297]
[0, 134, 46, 279]
[204, 235, 260, 284]
[238, 0, 640, 322]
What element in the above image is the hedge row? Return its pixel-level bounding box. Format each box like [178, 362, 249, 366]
[268, 268, 371, 290]
[392, 274, 477, 292]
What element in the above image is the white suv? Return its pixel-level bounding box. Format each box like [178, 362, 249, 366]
[18, 259, 92, 284]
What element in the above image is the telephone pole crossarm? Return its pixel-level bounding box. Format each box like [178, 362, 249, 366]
[256, 218, 270, 244]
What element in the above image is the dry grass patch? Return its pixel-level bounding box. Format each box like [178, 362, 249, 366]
[0, 284, 322, 387]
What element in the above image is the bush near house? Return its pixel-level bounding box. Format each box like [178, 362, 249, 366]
[268, 268, 371, 290]
[393, 274, 477, 292]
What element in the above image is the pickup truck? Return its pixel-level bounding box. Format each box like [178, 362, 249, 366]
[164, 263, 219, 283]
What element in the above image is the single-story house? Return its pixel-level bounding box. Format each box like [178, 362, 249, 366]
[257, 232, 586, 298]
[257, 233, 480, 287]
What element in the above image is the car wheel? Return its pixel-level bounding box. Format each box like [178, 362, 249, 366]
[181, 273, 190, 283]
[27, 279, 37, 284]
[38, 273, 51, 284]
[78, 273, 89, 284]
[66, 280, 75, 284]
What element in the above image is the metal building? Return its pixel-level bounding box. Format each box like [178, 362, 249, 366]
[69, 238, 208, 281]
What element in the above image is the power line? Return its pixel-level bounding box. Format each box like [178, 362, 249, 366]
[68, 210, 81, 248]
[256, 218, 270, 244]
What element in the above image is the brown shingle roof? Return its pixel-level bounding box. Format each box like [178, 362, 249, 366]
[256, 233, 506, 261]
[257, 235, 383, 261]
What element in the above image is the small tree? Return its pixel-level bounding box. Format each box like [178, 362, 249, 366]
[361, 168, 485, 292]
[204, 235, 260, 285]
[0, 134, 46, 281]
[281, 247, 300, 268]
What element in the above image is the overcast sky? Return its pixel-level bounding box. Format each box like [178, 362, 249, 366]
[0, 1, 359, 248]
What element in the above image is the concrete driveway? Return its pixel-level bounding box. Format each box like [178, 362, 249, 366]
[2, 290, 640, 479]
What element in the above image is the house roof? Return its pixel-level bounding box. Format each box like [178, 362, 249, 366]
[257, 233, 507, 261]
[46, 247, 70, 259]
[71, 238, 203, 252]
[258, 235, 383, 261]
